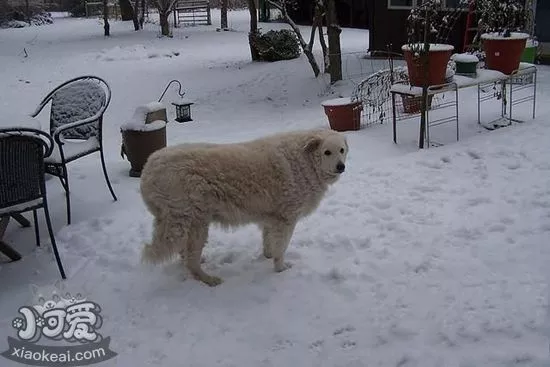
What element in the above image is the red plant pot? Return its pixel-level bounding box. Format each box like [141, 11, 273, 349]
[321, 98, 362, 132]
[481, 32, 529, 75]
[401, 43, 454, 87]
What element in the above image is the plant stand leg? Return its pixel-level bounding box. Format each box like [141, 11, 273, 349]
[392, 93, 398, 143]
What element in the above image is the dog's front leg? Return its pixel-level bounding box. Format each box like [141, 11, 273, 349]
[268, 220, 297, 272]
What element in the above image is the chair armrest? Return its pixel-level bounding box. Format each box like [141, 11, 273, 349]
[51, 112, 103, 145]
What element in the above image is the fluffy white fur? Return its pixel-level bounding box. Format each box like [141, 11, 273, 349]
[139, 129, 348, 286]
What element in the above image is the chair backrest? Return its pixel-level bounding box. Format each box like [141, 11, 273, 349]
[0, 128, 53, 210]
[49, 77, 109, 140]
[29, 76, 110, 141]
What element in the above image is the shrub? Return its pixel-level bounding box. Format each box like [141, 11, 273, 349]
[251, 29, 301, 62]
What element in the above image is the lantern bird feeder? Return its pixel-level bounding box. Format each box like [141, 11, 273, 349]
[158, 79, 194, 123]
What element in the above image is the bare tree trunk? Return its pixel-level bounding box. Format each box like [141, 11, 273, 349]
[154, 0, 177, 36]
[139, 0, 145, 28]
[103, 0, 110, 36]
[326, 0, 341, 83]
[159, 11, 170, 35]
[316, 2, 329, 73]
[132, 11, 139, 30]
[25, 0, 30, 24]
[119, 0, 134, 20]
[221, 0, 228, 29]
[267, 0, 320, 77]
[247, 0, 260, 61]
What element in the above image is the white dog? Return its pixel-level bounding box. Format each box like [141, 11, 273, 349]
[140, 129, 348, 286]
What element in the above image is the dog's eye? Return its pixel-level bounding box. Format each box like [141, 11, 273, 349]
[324, 150, 331, 156]
[340, 148, 344, 154]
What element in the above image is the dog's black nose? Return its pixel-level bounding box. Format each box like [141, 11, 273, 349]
[336, 163, 345, 173]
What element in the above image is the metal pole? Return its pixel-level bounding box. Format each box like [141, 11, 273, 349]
[158, 80, 185, 102]
[508, 74, 514, 125]
[477, 84, 481, 125]
[533, 69, 537, 119]
[455, 86, 459, 141]
[392, 93, 397, 144]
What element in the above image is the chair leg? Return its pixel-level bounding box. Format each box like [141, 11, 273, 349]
[43, 202, 66, 279]
[58, 165, 71, 226]
[33, 209, 40, 247]
[100, 146, 118, 202]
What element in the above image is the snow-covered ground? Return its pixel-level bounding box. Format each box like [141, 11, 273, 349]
[1, 10, 550, 367]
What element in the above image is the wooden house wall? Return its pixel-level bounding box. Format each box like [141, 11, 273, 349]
[286, 0, 370, 29]
[368, 0, 468, 55]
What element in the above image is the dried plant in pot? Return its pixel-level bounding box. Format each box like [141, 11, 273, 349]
[401, 0, 464, 89]
[478, 0, 529, 74]
[400, 0, 464, 116]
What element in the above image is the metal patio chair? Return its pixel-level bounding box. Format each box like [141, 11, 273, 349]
[0, 127, 66, 279]
[30, 75, 118, 225]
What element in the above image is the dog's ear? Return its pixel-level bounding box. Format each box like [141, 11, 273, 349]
[304, 136, 322, 153]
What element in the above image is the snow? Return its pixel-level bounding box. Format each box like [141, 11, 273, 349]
[481, 32, 530, 40]
[45, 137, 100, 163]
[120, 120, 167, 132]
[121, 103, 168, 131]
[526, 39, 539, 48]
[1, 9, 550, 367]
[390, 64, 537, 97]
[129, 101, 167, 122]
[142, 101, 166, 113]
[321, 97, 356, 107]
[452, 53, 479, 63]
[401, 43, 455, 52]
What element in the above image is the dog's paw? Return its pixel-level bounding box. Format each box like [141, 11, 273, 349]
[274, 261, 292, 272]
[198, 274, 224, 287]
[263, 249, 273, 259]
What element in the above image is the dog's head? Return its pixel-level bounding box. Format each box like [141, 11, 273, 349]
[304, 130, 348, 183]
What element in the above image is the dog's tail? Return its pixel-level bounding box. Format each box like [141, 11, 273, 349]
[141, 217, 186, 264]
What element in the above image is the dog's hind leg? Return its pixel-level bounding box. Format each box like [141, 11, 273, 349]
[262, 225, 273, 259]
[267, 220, 297, 273]
[186, 221, 223, 287]
[142, 216, 186, 264]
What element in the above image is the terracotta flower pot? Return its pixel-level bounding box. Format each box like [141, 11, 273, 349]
[481, 32, 529, 75]
[321, 98, 362, 132]
[401, 43, 454, 87]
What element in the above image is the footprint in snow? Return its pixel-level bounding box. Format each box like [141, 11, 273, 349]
[340, 340, 356, 350]
[505, 161, 521, 170]
[466, 197, 492, 207]
[372, 201, 391, 210]
[309, 340, 324, 352]
[272, 339, 293, 351]
[417, 160, 443, 169]
[333, 325, 356, 336]
[467, 150, 482, 160]
[487, 224, 507, 233]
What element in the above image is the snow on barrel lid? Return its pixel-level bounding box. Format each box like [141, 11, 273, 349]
[321, 97, 355, 107]
[120, 119, 166, 132]
[401, 43, 454, 52]
[451, 53, 479, 63]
